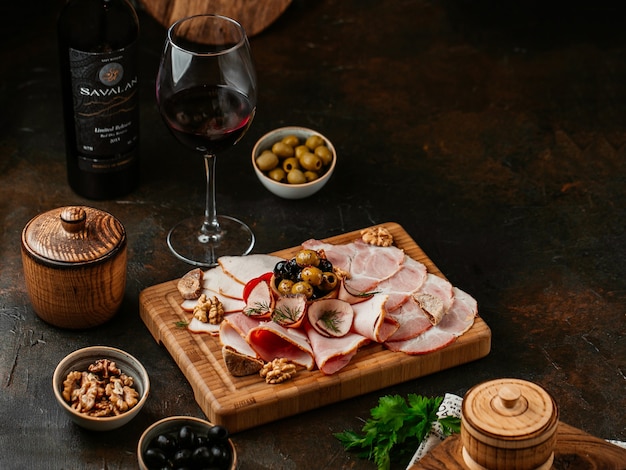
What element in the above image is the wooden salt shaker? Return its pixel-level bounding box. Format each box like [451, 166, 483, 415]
[21, 206, 127, 329]
[461, 378, 559, 470]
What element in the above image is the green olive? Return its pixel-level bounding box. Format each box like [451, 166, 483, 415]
[286, 168, 306, 184]
[314, 145, 333, 166]
[320, 272, 338, 291]
[281, 135, 300, 147]
[268, 167, 286, 182]
[299, 152, 322, 171]
[294, 145, 309, 159]
[256, 151, 279, 171]
[306, 135, 324, 150]
[291, 281, 313, 298]
[277, 278, 294, 296]
[295, 249, 320, 267]
[282, 157, 300, 172]
[304, 171, 319, 182]
[272, 141, 295, 158]
[300, 266, 323, 286]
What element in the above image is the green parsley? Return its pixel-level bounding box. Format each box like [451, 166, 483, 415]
[334, 394, 460, 470]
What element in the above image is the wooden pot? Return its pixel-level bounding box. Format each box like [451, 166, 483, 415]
[461, 378, 559, 470]
[21, 206, 127, 329]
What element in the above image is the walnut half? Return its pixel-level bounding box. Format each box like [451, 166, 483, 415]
[193, 294, 225, 324]
[260, 358, 298, 384]
[361, 226, 394, 247]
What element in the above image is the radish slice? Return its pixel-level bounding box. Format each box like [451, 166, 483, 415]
[307, 299, 354, 337]
[243, 279, 274, 318]
[272, 294, 307, 328]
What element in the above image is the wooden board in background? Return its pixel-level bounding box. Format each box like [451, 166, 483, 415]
[139, 222, 492, 433]
[413, 421, 626, 469]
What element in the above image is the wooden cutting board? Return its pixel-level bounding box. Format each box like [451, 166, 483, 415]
[139, 222, 492, 433]
[412, 421, 626, 469]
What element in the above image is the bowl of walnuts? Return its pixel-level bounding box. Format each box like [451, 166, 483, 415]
[52, 345, 150, 431]
[252, 126, 336, 199]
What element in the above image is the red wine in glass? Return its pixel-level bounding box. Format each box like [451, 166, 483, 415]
[161, 85, 254, 155]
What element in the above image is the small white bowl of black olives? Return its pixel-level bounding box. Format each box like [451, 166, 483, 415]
[252, 126, 336, 199]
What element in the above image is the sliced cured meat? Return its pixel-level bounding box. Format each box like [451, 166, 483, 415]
[187, 317, 221, 335]
[181, 288, 245, 313]
[413, 273, 454, 314]
[337, 279, 374, 305]
[385, 287, 477, 355]
[272, 294, 307, 328]
[376, 256, 428, 311]
[247, 321, 315, 370]
[218, 254, 284, 285]
[203, 266, 245, 299]
[386, 297, 433, 342]
[351, 294, 399, 343]
[242, 279, 273, 318]
[220, 317, 261, 359]
[301, 239, 355, 273]
[305, 324, 370, 375]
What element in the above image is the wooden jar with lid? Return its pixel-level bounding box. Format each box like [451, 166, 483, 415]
[461, 378, 559, 470]
[21, 206, 127, 329]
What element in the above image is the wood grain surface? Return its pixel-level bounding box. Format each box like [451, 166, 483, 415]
[139, 222, 492, 433]
[413, 422, 626, 470]
[138, 0, 292, 37]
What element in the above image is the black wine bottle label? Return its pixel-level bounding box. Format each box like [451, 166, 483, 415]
[69, 43, 139, 172]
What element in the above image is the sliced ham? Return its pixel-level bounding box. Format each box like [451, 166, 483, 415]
[247, 321, 315, 370]
[351, 294, 399, 343]
[203, 266, 245, 299]
[376, 256, 428, 311]
[307, 299, 354, 337]
[219, 318, 261, 359]
[386, 297, 433, 342]
[218, 254, 284, 285]
[385, 287, 477, 355]
[187, 317, 221, 335]
[181, 288, 245, 313]
[301, 239, 355, 273]
[305, 324, 370, 375]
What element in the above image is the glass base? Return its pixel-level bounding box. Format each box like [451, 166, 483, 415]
[167, 215, 255, 267]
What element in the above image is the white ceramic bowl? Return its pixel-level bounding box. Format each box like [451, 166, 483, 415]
[252, 126, 336, 199]
[137, 416, 237, 470]
[52, 346, 150, 431]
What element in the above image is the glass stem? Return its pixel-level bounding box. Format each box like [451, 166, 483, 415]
[200, 153, 221, 243]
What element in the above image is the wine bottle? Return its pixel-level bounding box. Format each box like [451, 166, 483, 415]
[57, 0, 140, 200]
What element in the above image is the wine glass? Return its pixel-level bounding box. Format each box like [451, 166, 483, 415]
[156, 14, 257, 267]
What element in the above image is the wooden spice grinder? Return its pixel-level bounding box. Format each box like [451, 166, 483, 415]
[461, 378, 559, 470]
[21, 206, 127, 329]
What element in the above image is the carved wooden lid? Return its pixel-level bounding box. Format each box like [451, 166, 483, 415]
[21, 206, 126, 267]
[462, 378, 559, 445]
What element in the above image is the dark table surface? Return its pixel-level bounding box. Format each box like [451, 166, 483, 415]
[1, 1, 625, 469]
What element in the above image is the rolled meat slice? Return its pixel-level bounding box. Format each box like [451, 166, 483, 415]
[305, 324, 370, 375]
[351, 294, 399, 343]
[247, 321, 315, 370]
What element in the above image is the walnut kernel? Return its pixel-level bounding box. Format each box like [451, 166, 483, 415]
[193, 294, 225, 324]
[260, 358, 298, 384]
[361, 226, 394, 247]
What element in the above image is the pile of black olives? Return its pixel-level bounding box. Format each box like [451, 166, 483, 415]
[142, 424, 232, 470]
[273, 249, 338, 300]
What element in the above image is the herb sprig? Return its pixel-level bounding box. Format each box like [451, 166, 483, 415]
[334, 394, 460, 470]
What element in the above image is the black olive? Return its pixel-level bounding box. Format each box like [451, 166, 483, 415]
[171, 448, 193, 467]
[207, 424, 229, 442]
[209, 444, 230, 467]
[194, 433, 209, 448]
[274, 260, 287, 277]
[154, 433, 178, 456]
[178, 425, 196, 449]
[191, 446, 212, 466]
[319, 259, 333, 273]
[143, 447, 169, 468]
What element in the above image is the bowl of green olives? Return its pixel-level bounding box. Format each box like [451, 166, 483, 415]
[252, 126, 336, 199]
[137, 416, 237, 470]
